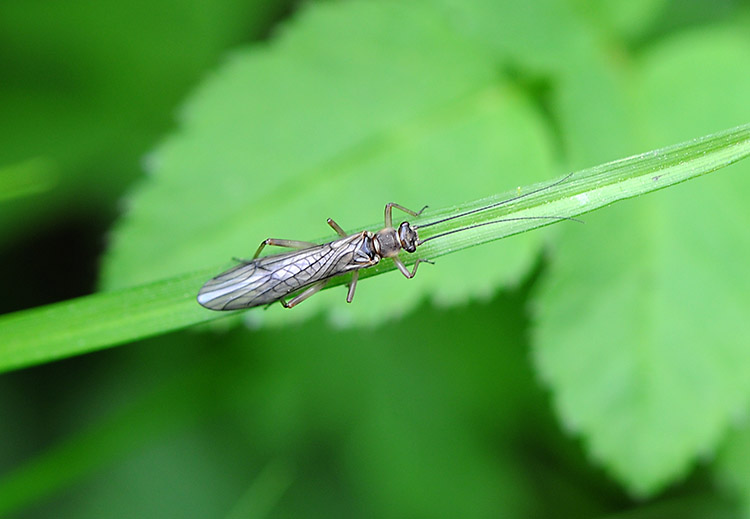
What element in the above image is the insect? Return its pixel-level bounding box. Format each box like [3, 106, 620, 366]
[197, 175, 575, 310]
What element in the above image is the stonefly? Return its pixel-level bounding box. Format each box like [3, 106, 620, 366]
[197, 175, 576, 310]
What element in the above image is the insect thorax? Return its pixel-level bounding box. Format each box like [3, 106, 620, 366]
[373, 227, 401, 258]
[374, 222, 418, 257]
[352, 231, 380, 266]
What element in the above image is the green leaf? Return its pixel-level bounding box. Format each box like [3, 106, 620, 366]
[101, 0, 557, 326]
[432, 0, 590, 72]
[0, 0, 281, 241]
[435, 0, 637, 169]
[533, 26, 750, 497]
[715, 425, 750, 518]
[584, 0, 668, 41]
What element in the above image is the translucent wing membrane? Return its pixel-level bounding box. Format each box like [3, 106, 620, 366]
[197, 233, 375, 310]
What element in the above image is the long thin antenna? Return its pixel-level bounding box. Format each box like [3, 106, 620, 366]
[414, 172, 575, 230]
[416, 215, 583, 246]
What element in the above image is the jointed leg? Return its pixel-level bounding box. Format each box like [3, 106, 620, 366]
[280, 280, 327, 308]
[392, 257, 434, 279]
[346, 271, 359, 303]
[327, 218, 348, 237]
[384, 203, 428, 228]
[255, 216, 349, 261]
[253, 238, 317, 259]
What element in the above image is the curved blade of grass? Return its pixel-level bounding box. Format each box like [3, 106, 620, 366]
[328, 122, 750, 287]
[0, 270, 217, 373]
[0, 123, 748, 373]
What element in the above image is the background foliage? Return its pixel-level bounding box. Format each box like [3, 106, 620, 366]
[1, 0, 750, 517]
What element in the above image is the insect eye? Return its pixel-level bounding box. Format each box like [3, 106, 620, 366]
[398, 222, 418, 252]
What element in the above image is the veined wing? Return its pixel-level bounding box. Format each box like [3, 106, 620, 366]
[197, 232, 377, 310]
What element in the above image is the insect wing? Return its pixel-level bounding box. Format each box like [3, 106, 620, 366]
[197, 234, 373, 310]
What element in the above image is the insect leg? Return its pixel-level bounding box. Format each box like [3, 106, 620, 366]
[392, 257, 434, 279]
[253, 238, 317, 259]
[280, 280, 327, 308]
[384, 203, 428, 228]
[346, 271, 359, 303]
[327, 218, 348, 237]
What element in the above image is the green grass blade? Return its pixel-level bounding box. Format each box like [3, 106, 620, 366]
[0, 123, 748, 373]
[0, 270, 216, 373]
[329, 122, 750, 287]
[404, 122, 750, 260]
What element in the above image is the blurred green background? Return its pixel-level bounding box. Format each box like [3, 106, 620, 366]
[2, 0, 750, 517]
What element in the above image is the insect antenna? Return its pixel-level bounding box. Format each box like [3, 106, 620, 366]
[416, 215, 583, 245]
[414, 172, 575, 231]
